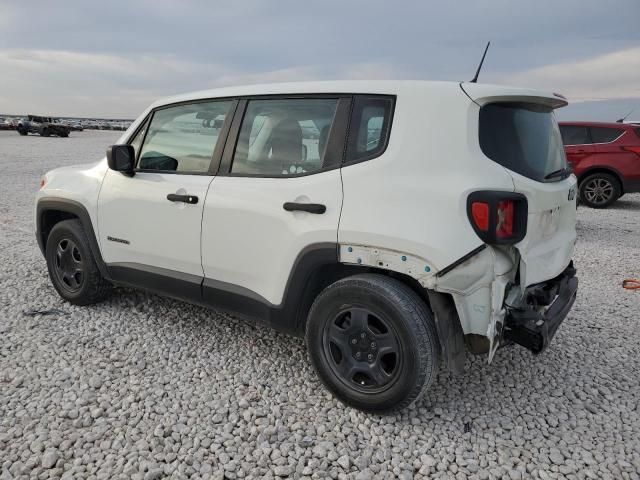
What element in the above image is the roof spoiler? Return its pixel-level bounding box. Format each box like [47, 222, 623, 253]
[460, 83, 568, 109]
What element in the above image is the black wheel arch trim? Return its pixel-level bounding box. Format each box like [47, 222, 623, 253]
[36, 198, 111, 281]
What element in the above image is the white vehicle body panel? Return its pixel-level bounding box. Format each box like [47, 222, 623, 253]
[97, 169, 213, 276]
[35, 161, 107, 233]
[201, 171, 342, 305]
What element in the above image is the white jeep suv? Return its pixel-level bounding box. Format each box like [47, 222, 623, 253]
[35, 81, 578, 413]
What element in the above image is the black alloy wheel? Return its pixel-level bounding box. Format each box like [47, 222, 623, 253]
[323, 307, 402, 393]
[52, 238, 84, 293]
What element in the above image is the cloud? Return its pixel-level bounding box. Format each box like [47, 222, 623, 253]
[0, 50, 409, 117]
[492, 46, 640, 103]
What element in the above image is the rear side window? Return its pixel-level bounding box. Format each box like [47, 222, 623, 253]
[590, 127, 624, 143]
[559, 125, 590, 145]
[345, 96, 394, 163]
[479, 103, 567, 183]
[230, 98, 339, 176]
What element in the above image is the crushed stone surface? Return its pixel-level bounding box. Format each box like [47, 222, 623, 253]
[1, 130, 639, 479]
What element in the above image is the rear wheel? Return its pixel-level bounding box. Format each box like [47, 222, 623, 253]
[579, 173, 621, 208]
[45, 220, 112, 305]
[306, 274, 440, 413]
[17, 127, 28, 135]
[41, 128, 50, 137]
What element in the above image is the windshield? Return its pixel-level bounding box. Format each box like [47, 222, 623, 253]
[479, 102, 567, 182]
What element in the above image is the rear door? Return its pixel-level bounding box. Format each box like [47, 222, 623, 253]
[590, 126, 634, 177]
[201, 96, 350, 307]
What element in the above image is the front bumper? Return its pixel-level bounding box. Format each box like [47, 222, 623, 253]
[503, 262, 578, 353]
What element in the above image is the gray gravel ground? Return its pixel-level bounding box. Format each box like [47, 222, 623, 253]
[1, 129, 639, 480]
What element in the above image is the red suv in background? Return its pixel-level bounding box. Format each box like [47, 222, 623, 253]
[559, 121, 640, 208]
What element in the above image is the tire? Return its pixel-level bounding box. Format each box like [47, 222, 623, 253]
[45, 219, 112, 305]
[41, 128, 50, 137]
[59, 132, 69, 138]
[17, 127, 27, 136]
[579, 172, 621, 208]
[306, 273, 440, 413]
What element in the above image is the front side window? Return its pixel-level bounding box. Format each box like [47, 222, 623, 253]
[480, 103, 567, 182]
[138, 100, 232, 173]
[559, 125, 590, 145]
[231, 98, 338, 176]
[345, 96, 394, 163]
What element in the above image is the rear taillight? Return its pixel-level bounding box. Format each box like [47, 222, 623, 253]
[471, 202, 490, 231]
[467, 192, 527, 245]
[622, 145, 640, 157]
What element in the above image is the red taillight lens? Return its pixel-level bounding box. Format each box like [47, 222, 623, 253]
[471, 202, 490, 231]
[496, 200, 514, 238]
[467, 191, 527, 245]
[39, 177, 46, 189]
[622, 145, 640, 157]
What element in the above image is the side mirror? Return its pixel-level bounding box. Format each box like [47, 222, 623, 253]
[106, 144, 135, 176]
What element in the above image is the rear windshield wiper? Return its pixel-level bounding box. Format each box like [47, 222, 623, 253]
[544, 167, 570, 180]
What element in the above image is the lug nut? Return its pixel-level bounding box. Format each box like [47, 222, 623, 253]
[360, 332, 366, 338]
[355, 352, 361, 359]
[351, 338, 357, 345]
[367, 354, 373, 361]
[371, 342, 376, 349]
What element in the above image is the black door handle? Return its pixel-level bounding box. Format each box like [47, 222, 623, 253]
[167, 193, 199, 204]
[283, 202, 326, 214]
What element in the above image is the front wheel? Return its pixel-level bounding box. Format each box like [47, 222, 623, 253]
[579, 173, 621, 208]
[45, 219, 112, 305]
[306, 274, 440, 413]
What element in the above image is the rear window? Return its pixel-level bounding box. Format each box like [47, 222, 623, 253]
[479, 103, 567, 182]
[590, 127, 623, 143]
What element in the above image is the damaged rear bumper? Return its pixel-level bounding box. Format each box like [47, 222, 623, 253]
[503, 262, 578, 354]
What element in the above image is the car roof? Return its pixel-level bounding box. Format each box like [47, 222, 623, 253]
[558, 121, 634, 129]
[150, 80, 562, 109]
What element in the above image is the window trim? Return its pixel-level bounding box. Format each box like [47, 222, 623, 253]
[126, 98, 239, 176]
[343, 94, 396, 167]
[218, 94, 353, 179]
[560, 125, 625, 147]
[123, 92, 396, 178]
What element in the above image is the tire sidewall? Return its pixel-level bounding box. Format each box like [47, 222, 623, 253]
[306, 277, 434, 412]
[45, 221, 94, 303]
[579, 173, 620, 208]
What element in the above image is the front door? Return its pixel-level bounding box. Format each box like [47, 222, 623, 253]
[97, 99, 235, 297]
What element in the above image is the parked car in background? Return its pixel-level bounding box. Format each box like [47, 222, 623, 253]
[35, 81, 578, 412]
[559, 121, 640, 208]
[17, 115, 71, 138]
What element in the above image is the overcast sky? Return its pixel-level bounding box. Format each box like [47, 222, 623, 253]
[1, 0, 639, 121]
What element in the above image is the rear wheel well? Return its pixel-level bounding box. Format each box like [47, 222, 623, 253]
[296, 263, 434, 333]
[578, 168, 624, 194]
[40, 210, 78, 250]
[295, 263, 465, 372]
